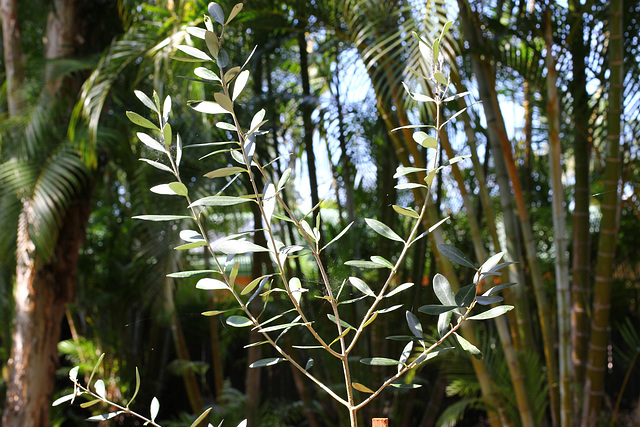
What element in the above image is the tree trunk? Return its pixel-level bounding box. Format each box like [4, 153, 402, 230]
[1, 0, 25, 116]
[3, 197, 91, 427]
[457, 2, 560, 424]
[568, 0, 592, 402]
[544, 7, 572, 426]
[2, 1, 89, 426]
[581, 1, 623, 423]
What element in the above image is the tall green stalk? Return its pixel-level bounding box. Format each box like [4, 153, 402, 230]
[581, 0, 623, 423]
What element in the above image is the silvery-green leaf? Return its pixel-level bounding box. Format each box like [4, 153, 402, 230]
[393, 166, 427, 178]
[483, 282, 517, 296]
[289, 277, 303, 305]
[186, 26, 206, 39]
[304, 358, 314, 370]
[467, 305, 514, 320]
[437, 311, 452, 338]
[194, 67, 220, 82]
[437, 244, 476, 268]
[365, 218, 404, 242]
[258, 322, 307, 333]
[344, 260, 386, 269]
[277, 168, 292, 192]
[204, 166, 246, 178]
[86, 412, 124, 422]
[205, 30, 219, 58]
[360, 357, 399, 366]
[475, 295, 504, 305]
[386, 282, 414, 298]
[216, 240, 269, 254]
[227, 315, 252, 327]
[226, 3, 243, 24]
[217, 48, 229, 68]
[167, 270, 217, 278]
[190, 408, 212, 427]
[94, 380, 106, 399]
[217, 122, 236, 131]
[140, 158, 173, 173]
[370, 255, 394, 269]
[133, 214, 191, 221]
[52, 394, 75, 406]
[395, 183, 426, 190]
[327, 314, 354, 330]
[249, 358, 285, 368]
[455, 284, 476, 308]
[126, 111, 159, 130]
[196, 278, 228, 290]
[249, 109, 266, 132]
[176, 45, 212, 61]
[190, 101, 228, 115]
[176, 133, 183, 167]
[349, 277, 375, 297]
[418, 305, 458, 315]
[398, 341, 413, 373]
[473, 252, 505, 284]
[208, 2, 224, 24]
[378, 305, 403, 315]
[232, 70, 250, 101]
[174, 241, 207, 250]
[263, 181, 276, 225]
[163, 95, 171, 123]
[406, 311, 423, 338]
[214, 92, 233, 112]
[137, 132, 167, 154]
[392, 205, 419, 218]
[150, 397, 159, 423]
[433, 273, 456, 306]
[454, 332, 483, 359]
[300, 220, 316, 242]
[189, 196, 252, 207]
[135, 90, 158, 112]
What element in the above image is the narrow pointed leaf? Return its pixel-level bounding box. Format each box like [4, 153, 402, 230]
[483, 282, 517, 296]
[174, 241, 207, 250]
[352, 382, 374, 393]
[194, 66, 220, 82]
[133, 214, 191, 222]
[168, 182, 188, 196]
[208, 2, 224, 24]
[190, 407, 212, 427]
[232, 70, 250, 101]
[150, 397, 159, 422]
[475, 295, 504, 305]
[205, 31, 219, 58]
[437, 311, 452, 338]
[344, 260, 386, 269]
[137, 132, 167, 154]
[473, 252, 505, 284]
[349, 277, 375, 297]
[135, 90, 157, 112]
[196, 278, 228, 290]
[216, 240, 269, 254]
[467, 305, 514, 320]
[86, 412, 124, 422]
[167, 270, 217, 278]
[190, 101, 228, 115]
[126, 111, 159, 130]
[360, 357, 399, 366]
[370, 255, 394, 269]
[398, 341, 413, 373]
[437, 244, 476, 268]
[226, 315, 252, 327]
[250, 358, 285, 368]
[386, 282, 414, 298]
[139, 159, 173, 173]
[176, 45, 212, 61]
[455, 284, 476, 308]
[189, 196, 252, 207]
[406, 311, 424, 338]
[433, 273, 456, 306]
[365, 218, 404, 242]
[289, 277, 303, 305]
[327, 314, 354, 330]
[262, 181, 276, 225]
[226, 3, 243, 24]
[392, 205, 419, 218]
[418, 305, 458, 315]
[454, 332, 483, 359]
[52, 394, 76, 406]
[377, 304, 403, 314]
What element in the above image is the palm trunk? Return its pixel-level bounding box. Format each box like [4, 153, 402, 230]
[457, 3, 560, 424]
[581, 1, 623, 423]
[568, 0, 592, 400]
[1, 0, 25, 116]
[3, 197, 91, 427]
[544, 8, 572, 426]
